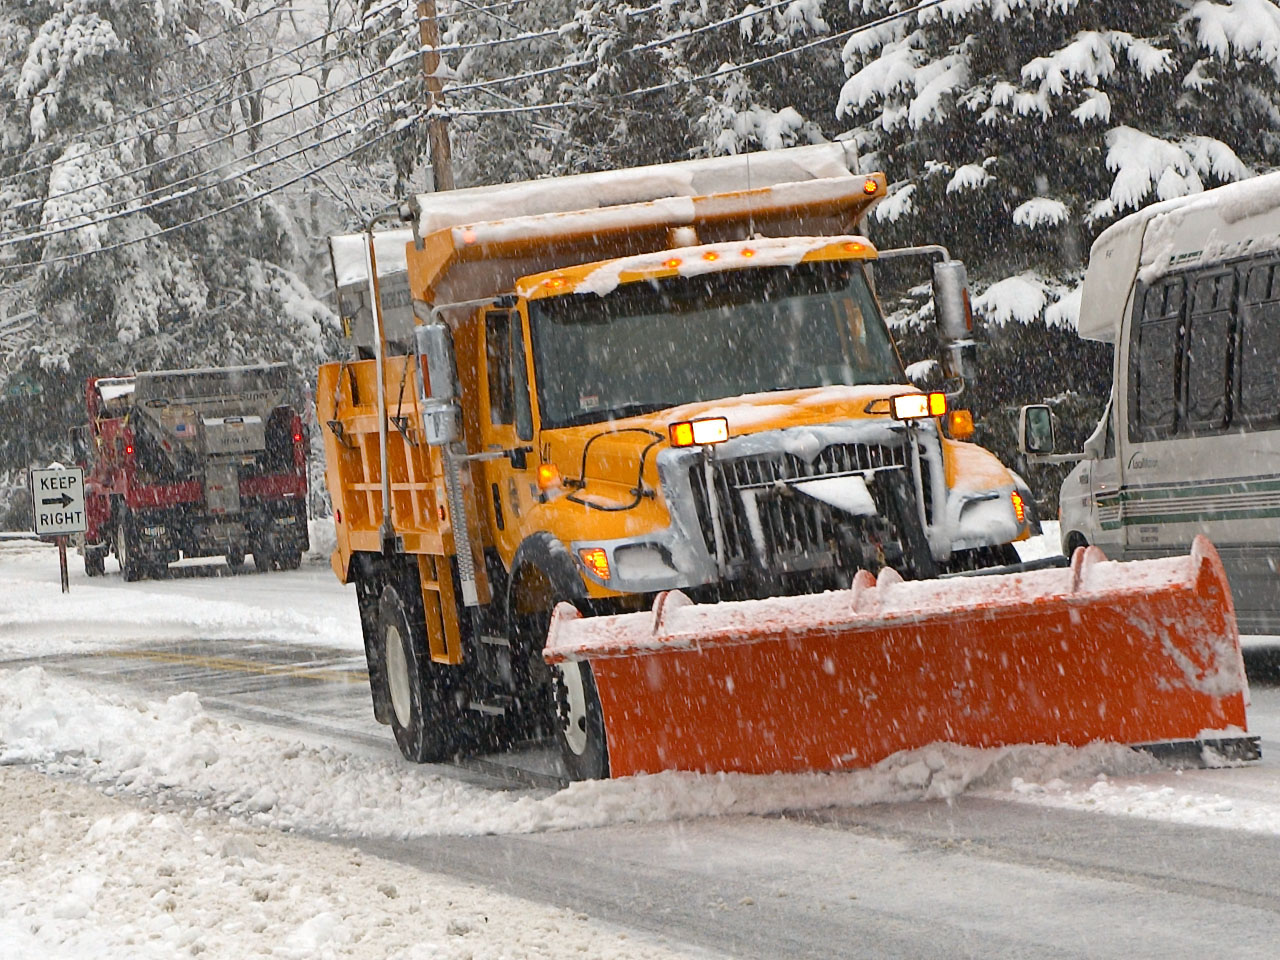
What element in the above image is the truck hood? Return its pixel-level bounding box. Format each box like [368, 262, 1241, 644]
[543, 384, 915, 489]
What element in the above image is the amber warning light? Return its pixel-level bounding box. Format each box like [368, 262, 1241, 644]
[889, 392, 947, 421]
[669, 417, 729, 447]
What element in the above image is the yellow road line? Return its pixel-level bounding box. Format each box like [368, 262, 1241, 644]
[109, 649, 369, 685]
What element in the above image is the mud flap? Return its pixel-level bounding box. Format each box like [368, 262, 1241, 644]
[544, 536, 1253, 778]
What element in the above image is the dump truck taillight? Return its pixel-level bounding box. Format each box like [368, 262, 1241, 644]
[669, 417, 729, 447]
[1011, 489, 1026, 524]
[579, 547, 610, 581]
[889, 392, 947, 420]
[292, 431, 303, 443]
[124, 444, 134, 456]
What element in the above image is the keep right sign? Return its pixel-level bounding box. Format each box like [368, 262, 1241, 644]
[30, 466, 87, 536]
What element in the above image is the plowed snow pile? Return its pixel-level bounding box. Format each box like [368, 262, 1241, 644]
[0, 665, 1159, 838]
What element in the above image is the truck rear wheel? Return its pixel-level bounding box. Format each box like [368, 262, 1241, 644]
[84, 552, 105, 577]
[253, 548, 273, 573]
[377, 582, 459, 763]
[276, 548, 302, 571]
[552, 658, 609, 781]
[116, 515, 145, 582]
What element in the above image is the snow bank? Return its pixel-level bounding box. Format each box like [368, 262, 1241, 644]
[0, 666, 1160, 839]
[0, 766, 698, 960]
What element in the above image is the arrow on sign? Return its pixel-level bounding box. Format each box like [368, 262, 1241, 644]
[41, 493, 73, 508]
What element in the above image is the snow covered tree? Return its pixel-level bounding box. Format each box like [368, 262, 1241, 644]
[0, 0, 341, 523]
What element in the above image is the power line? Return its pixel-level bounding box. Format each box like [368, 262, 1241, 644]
[439, 0, 947, 116]
[0, 111, 426, 276]
[0, 70, 417, 249]
[7, 4, 302, 103]
[10, 71, 417, 240]
[3, 18, 395, 181]
[12, 53, 417, 232]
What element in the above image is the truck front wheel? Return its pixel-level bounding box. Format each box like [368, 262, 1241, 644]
[552, 657, 609, 781]
[377, 582, 459, 763]
[84, 551, 105, 577]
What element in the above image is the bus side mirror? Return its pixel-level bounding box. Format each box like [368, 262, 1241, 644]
[1018, 404, 1056, 456]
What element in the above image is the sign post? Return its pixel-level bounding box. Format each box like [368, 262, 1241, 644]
[30, 466, 87, 594]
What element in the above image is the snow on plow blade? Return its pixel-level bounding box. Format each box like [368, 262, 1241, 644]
[544, 536, 1254, 778]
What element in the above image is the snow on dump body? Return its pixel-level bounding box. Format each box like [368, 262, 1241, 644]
[545, 536, 1251, 778]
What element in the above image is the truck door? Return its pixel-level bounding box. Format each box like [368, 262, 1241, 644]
[478, 309, 537, 557]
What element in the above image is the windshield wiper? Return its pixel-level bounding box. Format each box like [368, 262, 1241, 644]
[558, 401, 670, 427]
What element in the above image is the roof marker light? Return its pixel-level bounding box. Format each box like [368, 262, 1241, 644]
[844, 241, 865, 254]
[863, 178, 880, 195]
[663, 257, 683, 269]
[703, 251, 720, 261]
[461, 228, 478, 244]
[741, 248, 756, 258]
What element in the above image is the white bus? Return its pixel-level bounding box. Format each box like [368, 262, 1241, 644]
[1021, 172, 1280, 635]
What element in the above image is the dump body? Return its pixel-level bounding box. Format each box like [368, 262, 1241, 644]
[546, 537, 1253, 776]
[319, 144, 1048, 772]
[79, 363, 309, 579]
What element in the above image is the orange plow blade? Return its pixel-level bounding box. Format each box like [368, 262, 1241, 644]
[545, 536, 1255, 778]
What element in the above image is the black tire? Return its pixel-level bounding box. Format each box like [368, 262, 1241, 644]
[275, 548, 302, 571]
[1065, 532, 1089, 557]
[252, 547, 273, 573]
[881, 471, 938, 580]
[225, 551, 246, 572]
[377, 582, 459, 763]
[116, 514, 145, 582]
[84, 552, 106, 577]
[552, 658, 609, 781]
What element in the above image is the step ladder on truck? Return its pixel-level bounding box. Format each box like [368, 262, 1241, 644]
[319, 143, 1256, 779]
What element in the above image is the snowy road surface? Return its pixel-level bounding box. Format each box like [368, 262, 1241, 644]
[4, 534, 1280, 957]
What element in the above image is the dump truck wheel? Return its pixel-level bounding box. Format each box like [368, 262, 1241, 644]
[84, 552, 105, 577]
[253, 549, 273, 573]
[225, 551, 246, 572]
[276, 549, 302, 571]
[552, 659, 609, 781]
[378, 583, 457, 763]
[116, 515, 145, 582]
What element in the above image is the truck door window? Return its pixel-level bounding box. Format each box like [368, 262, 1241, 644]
[1130, 277, 1183, 440]
[510, 317, 534, 442]
[1239, 261, 1280, 427]
[1183, 270, 1234, 431]
[486, 311, 515, 425]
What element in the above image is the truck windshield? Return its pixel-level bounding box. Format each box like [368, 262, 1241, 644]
[529, 261, 902, 428]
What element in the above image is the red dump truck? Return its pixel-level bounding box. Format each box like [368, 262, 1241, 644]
[72, 363, 309, 580]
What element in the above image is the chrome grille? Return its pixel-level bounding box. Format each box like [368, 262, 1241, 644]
[687, 442, 907, 571]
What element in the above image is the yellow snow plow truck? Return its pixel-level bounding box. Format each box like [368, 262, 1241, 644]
[319, 144, 1254, 779]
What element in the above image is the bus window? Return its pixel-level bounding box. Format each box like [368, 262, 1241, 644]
[1130, 277, 1183, 440]
[1239, 262, 1280, 426]
[1183, 270, 1234, 431]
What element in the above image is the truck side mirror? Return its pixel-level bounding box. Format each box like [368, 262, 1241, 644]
[932, 260, 975, 386]
[1018, 404, 1056, 456]
[415, 322, 461, 447]
[68, 425, 88, 463]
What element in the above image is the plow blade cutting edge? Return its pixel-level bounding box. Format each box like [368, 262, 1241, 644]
[544, 536, 1256, 778]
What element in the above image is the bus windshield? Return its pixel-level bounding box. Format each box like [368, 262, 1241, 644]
[528, 261, 902, 429]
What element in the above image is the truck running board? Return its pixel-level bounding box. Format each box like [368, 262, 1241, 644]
[545, 536, 1253, 779]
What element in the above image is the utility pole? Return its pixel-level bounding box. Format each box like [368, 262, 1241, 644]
[417, 0, 455, 191]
